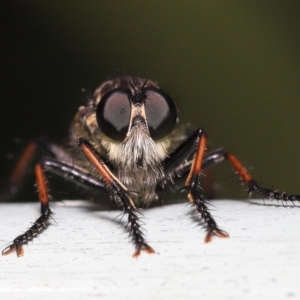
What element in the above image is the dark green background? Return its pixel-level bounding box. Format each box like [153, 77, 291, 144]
[1, 1, 300, 199]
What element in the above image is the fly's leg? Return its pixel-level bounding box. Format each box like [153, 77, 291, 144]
[183, 129, 229, 242]
[159, 129, 229, 242]
[2, 163, 52, 256]
[225, 152, 300, 202]
[77, 138, 155, 257]
[160, 129, 229, 242]
[9, 141, 37, 191]
[2, 138, 74, 201]
[1, 141, 37, 201]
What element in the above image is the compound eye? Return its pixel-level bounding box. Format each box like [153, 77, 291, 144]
[96, 88, 131, 142]
[144, 87, 177, 140]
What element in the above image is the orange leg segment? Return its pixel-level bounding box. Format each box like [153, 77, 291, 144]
[226, 153, 253, 184]
[184, 130, 229, 243]
[5, 141, 37, 198]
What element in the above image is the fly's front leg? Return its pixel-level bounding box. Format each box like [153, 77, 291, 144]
[183, 129, 229, 243]
[77, 138, 154, 257]
[2, 163, 53, 256]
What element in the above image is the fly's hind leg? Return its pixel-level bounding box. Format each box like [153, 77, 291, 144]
[224, 152, 300, 202]
[1, 140, 37, 201]
[179, 147, 300, 203]
[1, 138, 74, 201]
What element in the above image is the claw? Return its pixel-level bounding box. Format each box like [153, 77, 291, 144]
[2, 245, 15, 256]
[132, 243, 155, 258]
[204, 229, 229, 243]
[2, 244, 24, 257]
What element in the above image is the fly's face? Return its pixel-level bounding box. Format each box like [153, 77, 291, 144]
[83, 77, 178, 171]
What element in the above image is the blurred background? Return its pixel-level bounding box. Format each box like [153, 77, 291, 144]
[1, 0, 300, 199]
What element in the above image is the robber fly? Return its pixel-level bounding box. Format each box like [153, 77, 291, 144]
[2, 76, 300, 257]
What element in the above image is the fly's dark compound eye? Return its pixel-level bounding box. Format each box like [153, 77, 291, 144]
[144, 87, 177, 140]
[96, 88, 131, 142]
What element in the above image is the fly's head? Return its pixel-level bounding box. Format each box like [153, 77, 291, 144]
[83, 77, 178, 171]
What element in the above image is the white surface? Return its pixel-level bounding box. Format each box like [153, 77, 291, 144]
[0, 199, 300, 300]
